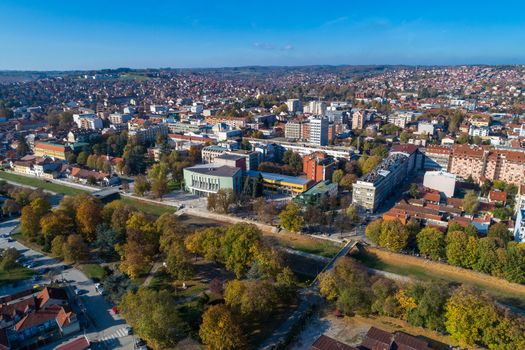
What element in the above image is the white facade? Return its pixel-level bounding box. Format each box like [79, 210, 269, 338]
[423, 171, 456, 197]
[286, 99, 302, 113]
[308, 117, 328, 146]
[469, 125, 490, 137]
[417, 122, 435, 135]
[304, 101, 327, 116]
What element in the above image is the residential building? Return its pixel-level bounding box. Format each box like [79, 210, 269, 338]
[469, 125, 490, 137]
[352, 153, 411, 212]
[128, 124, 169, 143]
[304, 101, 327, 116]
[352, 110, 365, 130]
[108, 113, 132, 125]
[484, 150, 525, 185]
[73, 113, 103, 130]
[286, 99, 302, 114]
[308, 117, 328, 146]
[204, 116, 247, 129]
[449, 145, 485, 181]
[285, 121, 303, 140]
[183, 164, 242, 196]
[423, 171, 456, 197]
[303, 152, 336, 182]
[423, 145, 452, 170]
[417, 122, 435, 135]
[212, 153, 246, 170]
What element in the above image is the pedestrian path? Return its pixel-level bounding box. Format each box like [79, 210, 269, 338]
[97, 327, 128, 348]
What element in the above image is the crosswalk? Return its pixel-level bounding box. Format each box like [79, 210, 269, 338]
[97, 327, 129, 348]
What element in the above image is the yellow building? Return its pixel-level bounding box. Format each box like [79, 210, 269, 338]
[244, 170, 313, 196]
[33, 142, 71, 160]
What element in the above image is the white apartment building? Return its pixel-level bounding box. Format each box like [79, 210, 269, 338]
[309, 117, 329, 146]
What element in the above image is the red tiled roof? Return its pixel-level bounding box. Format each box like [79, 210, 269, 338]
[489, 190, 507, 203]
[55, 336, 90, 350]
[15, 304, 62, 331]
[310, 335, 358, 350]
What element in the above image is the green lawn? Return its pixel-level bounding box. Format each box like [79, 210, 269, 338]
[119, 197, 177, 216]
[0, 266, 34, 285]
[0, 171, 86, 196]
[78, 264, 108, 281]
[277, 238, 341, 258]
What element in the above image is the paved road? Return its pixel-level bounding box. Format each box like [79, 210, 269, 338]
[0, 218, 135, 349]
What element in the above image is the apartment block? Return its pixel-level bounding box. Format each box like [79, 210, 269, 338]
[303, 152, 336, 182]
[449, 145, 485, 181]
[423, 145, 452, 170]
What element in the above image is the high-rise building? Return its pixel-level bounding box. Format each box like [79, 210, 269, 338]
[305, 101, 327, 116]
[352, 110, 365, 130]
[303, 152, 336, 182]
[308, 117, 328, 146]
[286, 99, 302, 114]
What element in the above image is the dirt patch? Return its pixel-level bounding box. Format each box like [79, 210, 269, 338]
[291, 306, 482, 350]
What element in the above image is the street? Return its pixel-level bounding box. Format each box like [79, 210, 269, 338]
[0, 218, 134, 350]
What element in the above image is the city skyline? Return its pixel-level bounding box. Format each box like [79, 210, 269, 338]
[2, 0, 525, 70]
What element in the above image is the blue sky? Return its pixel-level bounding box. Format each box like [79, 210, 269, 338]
[1, 0, 525, 70]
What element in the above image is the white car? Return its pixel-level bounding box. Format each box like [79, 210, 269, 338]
[94, 283, 105, 295]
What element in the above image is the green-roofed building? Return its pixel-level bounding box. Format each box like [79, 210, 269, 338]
[294, 180, 338, 206]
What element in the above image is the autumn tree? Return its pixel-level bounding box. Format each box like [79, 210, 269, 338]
[279, 202, 303, 232]
[463, 190, 479, 215]
[120, 288, 189, 349]
[62, 234, 89, 263]
[133, 175, 150, 196]
[118, 212, 159, 278]
[215, 188, 236, 213]
[365, 218, 383, 244]
[224, 279, 278, 319]
[416, 227, 445, 260]
[75, 197, 103, 241]
[379, 219, 409, 252]
[445, 231, 478, 269]
[222, 223, 262, 278]
[148, 162, 170, 200]
[488, 222, 511, 243]
[199, 305, 246, 350]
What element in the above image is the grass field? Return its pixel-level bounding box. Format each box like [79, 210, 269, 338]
[0, 171, 86, 195]
[78, 264, 108, 281]
[0, 266, 33, 285]
[267, 234, 342, 258]
[351, 248, 525, 310]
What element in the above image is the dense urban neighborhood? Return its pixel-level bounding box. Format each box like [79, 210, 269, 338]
[0, 65, 524, 350]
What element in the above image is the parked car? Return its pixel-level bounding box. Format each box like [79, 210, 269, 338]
[125, 326, 133, 335]
[94, 283, 105, 295]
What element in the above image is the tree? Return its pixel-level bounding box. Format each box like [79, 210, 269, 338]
[365, 219, 383, 244]
[339, 173, 358, 190]
[118, 212, 159, 278]
[215, 189, 236, 214]
[446, 231, 478, 268]
[133, 175, 150, 197]
[199, 305, 246, 350]
[76, 198, 103, 241]
[252, 197, 277, 224]
[475, 237, 505, 275]
[20, 206, 39, 240]
[379, 220, 409, 252]
[488, 222, 511, 243]
[371, 278, 399, 316]
[16, 136, 30, 157]
[406, 282, 449, 332]
[222, 223, 262, 278]
[224, 279, 278, 319]
[332, 169, 344, 184]
[417, 227, 445, 260]
[62, 234, 89, 263]
[95, 224, 119, 256]
[2, 199, 20, 216]
[345, 205, 359, 223]
[503, 243, 525, 283]
[445, 287, 499, 347]
[51, 235, 66, 258]
[148, 162, 170, 200]
[463, 191, 479, 215]
[40, 210, 75, 246]
[1, 247, 20, 271]
[120, 288, 189, 349]
[164, 241, 193, 280]
[409, 183, 419, 198]
[279, 202, 303, 232]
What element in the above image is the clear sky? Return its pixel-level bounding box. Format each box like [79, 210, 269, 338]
[1, 0, 525, 70]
